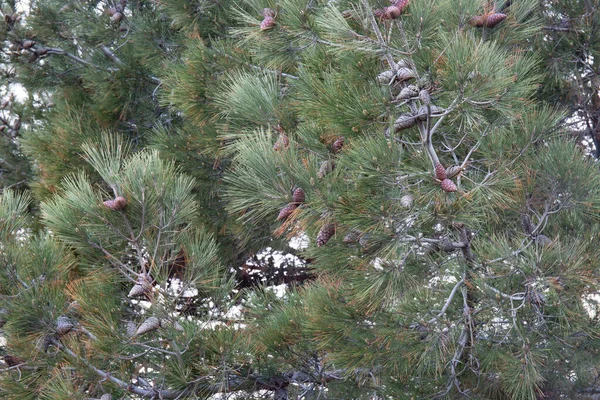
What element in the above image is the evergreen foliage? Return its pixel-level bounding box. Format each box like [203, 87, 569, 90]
[1, 0, 600, 399]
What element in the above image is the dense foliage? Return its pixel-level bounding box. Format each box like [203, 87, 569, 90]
[1, 0, 600, 399]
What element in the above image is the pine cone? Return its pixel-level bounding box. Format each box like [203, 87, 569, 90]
[126, 320, 136, 337]
[128, 283, 148, 298]
[439, 238, 455, 252]
[485, 13, 506, 28]
[396, 59, 411, 69]
[3, 354, 24, 367]
[441, 179, 457, 192]
[273, 132, 289, 151]
[260, 16, 276, 30]
[377, 70, 395, 84]
[22, 40, 35, 49]
[103, 196, 127, 211]
[262, 8, 276, 18]
[445, 165, 462, 179]
[332, 136, 345, 153]
[135, 317, 161, 336]
[434, 163, 447, 180]
[393, 114, 417, 132]
[383, 5, 402, 19]
[417, 105, 444, 120]
[292, 187, 305, 203]
[317, 160, 334, 179]
[56, 316, 74, 336]
[419, 89, 431, 105]
[393, 0, 410, 12]
[317, 223, 335, 246]
[397, 86, 419, 100]
[396, 67, 416, 82]
[277, 203, 298, 221]
[111, 12, 123, 22]
[343, 230, 360, 243]
[521, 214, 533, 236]
[535, 234, 552, 246]
[400, 194, 414, 208]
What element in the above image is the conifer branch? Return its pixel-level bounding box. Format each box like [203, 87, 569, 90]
[214, 49, 299, 80]
[43, 47, 161, 84]
[428, 278, 465, 324]
[50, 337, 190, 399]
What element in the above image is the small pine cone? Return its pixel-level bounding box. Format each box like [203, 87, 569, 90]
[377, 69, 395, 84]
[135, 317, 161, 336]
[521, 214, 533, 236]
[393, 114, 417, 132]
[317, 223, 335, 247]
[3, 355, 24, 367]
[332, 136, 345, 153]
[56, 316, 74, 336]
[400, 194, 414, 208]
[100, 394, 112, 400]
[485, 13, 506, 28]
[111, 12, 124, 22]
[126, 321, 136, 337]
[439, 238, 455, 252]
[396, 59, 411, 69]
[108, 6, 117, 16]
[277, 203, 298, 221]
[527, 288, 546, 306]
[292, 187, 305, 203]
[22, 40, 35, 49]
[396, 67, 416, 82]
[343, 230, 360, 243]
[0, 125, 5, 132]
[445, 165, 462, 179]
[393, 0, 410, 12]
[27, 52, 39, 63]
[419, 89, 431, 105]
[434, 163, 447, 180]
[383, 5, 402, 19]
[262, 8, 276, 18]
[535, 234, 552, 246]
[441, 179, 457, 192]
[397, 86, 419, 100]
[417, 105, 444, 121]
[260, 16, 276, 30]
[103, 196, 127, 211]
[317, 160, 334, 179]
[273, 132, 289, 151]
[128, 284, 147, 298]
[358, 234, 372, 249]
[36, 335, 53, 352]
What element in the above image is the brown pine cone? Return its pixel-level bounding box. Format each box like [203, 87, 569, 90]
[317, 223, 336, 246]
[277, 203, 298, 221]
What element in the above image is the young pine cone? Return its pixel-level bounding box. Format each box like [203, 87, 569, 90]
[103, 196, 127, 211]
[56, 316, 74, 336]
[441, 179, 457, 193]
[332, 136, 345, 153]
[277, 203, 298, 221]
[292, 187, 305, 204]
[317, 223, 336, 246]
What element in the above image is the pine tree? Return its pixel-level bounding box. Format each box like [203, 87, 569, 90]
[2, 0, 600, 399]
